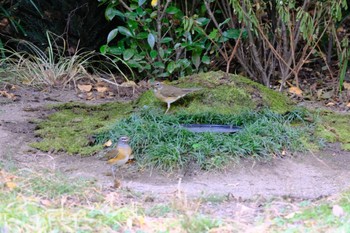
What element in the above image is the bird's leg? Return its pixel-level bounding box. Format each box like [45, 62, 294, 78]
[165, 103, 170, 114]
[112, 166, 117, 179]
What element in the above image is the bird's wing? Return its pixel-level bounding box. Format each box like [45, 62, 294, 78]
[181, 87, 202, 92]
[107, 148, 128, 164]
[160, 85, 187, 97]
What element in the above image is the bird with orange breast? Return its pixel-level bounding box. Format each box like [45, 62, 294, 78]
[106, 136, 133, 179]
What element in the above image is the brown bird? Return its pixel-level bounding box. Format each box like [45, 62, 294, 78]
[106, 136, 132, 178]
[153, 82, 201, 113]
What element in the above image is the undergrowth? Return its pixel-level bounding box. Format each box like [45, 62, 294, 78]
[95, 108, 313, 171]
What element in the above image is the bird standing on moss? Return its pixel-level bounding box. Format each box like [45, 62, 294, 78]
[152, 82, 201, 113]
[106, 136, 132, 179]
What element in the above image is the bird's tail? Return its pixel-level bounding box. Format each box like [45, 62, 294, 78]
[182, 87, 202, 93]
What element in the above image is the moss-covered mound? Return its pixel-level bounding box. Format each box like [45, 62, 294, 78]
[31, 71, 301, 160]
[136, 71, 293, 114]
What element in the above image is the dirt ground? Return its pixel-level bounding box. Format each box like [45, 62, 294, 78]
[1, 87, 350, 221]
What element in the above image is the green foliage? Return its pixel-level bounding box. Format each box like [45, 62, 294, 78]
[99, 0, 242, 79]
[95, 108, 311, 171]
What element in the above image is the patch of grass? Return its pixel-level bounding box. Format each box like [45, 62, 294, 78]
[315, 111, 350, 150]
[19, 169, 91, 199]
[0, 192, 137, 232]
[1, 168, 235, 232]
[181, 214, 222, 233]
[198, 194, 228, 204]
[0, 168, 143, 232]
[31, 102, 132, 155]
[95, 108, 312, 171]
[269, 191, 350, 232]
[145, 204, 174, 217]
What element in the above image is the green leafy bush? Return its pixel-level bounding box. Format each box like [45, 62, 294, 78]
[98, 0, 243, 79]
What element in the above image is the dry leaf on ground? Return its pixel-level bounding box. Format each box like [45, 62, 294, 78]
[288, 86, 303, 96]
[332, 204, 345, 217]
[343, 82, 350, 90]
[104, 140, 113, 147]
[77, 84, 92, 92]
[120, 81, 138, 88]
[0, 90, 16, 100]
[96, 86, 109, 93]
[5, 181, 17, 190]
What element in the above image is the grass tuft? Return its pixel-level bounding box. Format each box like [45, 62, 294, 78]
[0, 31, 131, 88]
[181, 214, 221, 233]
[95, 108, 312, 171]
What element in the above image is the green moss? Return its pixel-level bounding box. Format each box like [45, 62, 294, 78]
[315, 111, 350, 150]
[257, 85, 293, 113]
[184, 86, 255, 114]
[134, 90, 163, 109]
[341, 143, 350, 150]
[31, 102, 133, 155]
[137, 71, 293, 114]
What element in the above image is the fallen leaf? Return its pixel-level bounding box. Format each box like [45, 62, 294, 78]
[0, 91, 16, 100]
[126, 218, 133, 229]
[105, 192, 120, 204]
[321, 90, 333, 99]
[86, 92, 94, 100]
[343, 82, 350, 90]
[96, 92, 106, 99]
[135, 216, 145, 227]
[288, 86, 303, 96]
[120, 81, 137, 88]
[77, 84, 92, 92]
[285, 212, 297, 219]
[104, 140, 113, 147]
[114, 179, 121, 188]
[96, 86, 109, 93]
[332, 205, 345, 217]
[326, 102, 335, 106]
[316, 89, 323, 99]
[5, 181, 17, 190]
[346, 102, 350, 107]
[40, 199, 52, 207]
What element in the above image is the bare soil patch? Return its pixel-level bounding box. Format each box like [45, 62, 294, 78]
[1, 86, 350, 221]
